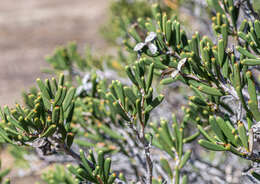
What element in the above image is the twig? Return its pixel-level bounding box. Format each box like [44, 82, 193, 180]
[126, 89, 153, 184]
[141, 126, 153, 184]
[239, 0, 260, 21]
[52, 136, 95, 169]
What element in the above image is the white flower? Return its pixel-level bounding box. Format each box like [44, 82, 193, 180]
[145, 32, 157, 43]
[134, 42, 146, 52]
[148, 43, 158, 55]
[134, 32, 158, 55]
[171, 58, 187, 78]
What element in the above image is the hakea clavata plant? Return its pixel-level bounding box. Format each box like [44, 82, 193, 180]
[2, 0, 260, 183]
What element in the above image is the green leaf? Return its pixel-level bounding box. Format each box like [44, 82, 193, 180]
[189, 96, 207, 106]
[125, 66, 139, 86]
[238, 121, 249, 150]
[178, 128, 184, 157]
[58, 73, 65, 86]
[236, 46, 258, 59]
[241, 59, 260, 65]
[175, 22, 181, 46]
[161, 120, 175, 146]
[144, 94, 164, 113]
[246, 71, 260, 121]
[160, 77, 176, 85]
[97, 151, 105, 177]
[197, 125, 216, 143]
[160, 158, 173, 179]
[45, 79, 54, 99]
[254, 20, 260, 39]
[233, 63, 241, 88]
[62, 87, 76, 111]
[113, 101, 130, 121]
[165, 20, 172, 44]
[52, 106, 60, 125]
[209, 116, 225, 142]
[56, 87, 67, 106]
[183, 131, 200, 143]
[198, 139, 226, 151]
[104, 158, 111, 181]
[113, 80, 125, 108]
[40, 124, 57, 138]
[182, 175, 188, 184]
[155, 134, 175, 158]
[36, 78, 51, 100]
[123, 86, 138, 105]
[136, 98, 142, 123]
[216, 117, 237, 146]
[172, 123, 180, 152]
[179, 150, 191, 169]
[146, 63, 154, 91]
[67, 165, 85, 181]
[198, 84, 223, 96]
[218, 39, 225, 66]
[162, 13, 167, 37]
[221, 24, 228, 48]
[107, 173, 116, 184]
[53, 86, 63, 106]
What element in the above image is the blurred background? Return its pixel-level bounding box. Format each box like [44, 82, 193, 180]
[0, 0, 109, 106]
[0, 1, 110, 183]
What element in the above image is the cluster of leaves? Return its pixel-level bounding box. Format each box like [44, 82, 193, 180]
[44, 41, 138, 78]
[150, 117, 194, 183]
[42, 151, 117, 184]
[0, 74, 76, 148]
[129, 0, 260, 181]
[67, 150, 117, 184]
[41, 165, 77, 184]
[100, 0, 161, 44]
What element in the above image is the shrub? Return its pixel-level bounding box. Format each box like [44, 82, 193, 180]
[1, 0, 260, 183]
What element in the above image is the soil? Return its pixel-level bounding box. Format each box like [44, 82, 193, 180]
[0, 0, 109, 106]
[0, 0, 110, 183]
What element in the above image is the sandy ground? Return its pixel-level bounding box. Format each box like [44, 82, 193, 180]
[0, 0, 109, 106]
[0, 0, 109, 183]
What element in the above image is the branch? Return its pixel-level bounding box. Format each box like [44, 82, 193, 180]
[240, 0, 260, 21]
[52, 136, 95, 169]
